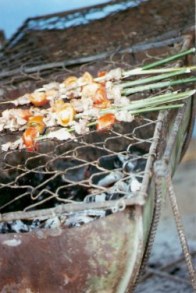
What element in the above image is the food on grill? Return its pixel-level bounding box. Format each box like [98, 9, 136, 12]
[93, 85, 111, 109]
[22, 115, 47, 150]
[22, 127, 39, 150]
[27, 115, 46, 134]
[29, 91, 49, 107]
[0, 48, 195, 237]
[0, 48, 196, 152]
[44, 128, 73, 140]
[97, 113, 116, 130]
[0, 108, 32, 131]
[63, 75, 78, 87]
[56, 103, 75, 126]
[0, 69, 126, 151]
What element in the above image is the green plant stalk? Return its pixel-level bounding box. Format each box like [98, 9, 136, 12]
[122, 77, 196, 95]
[129, 104, 183, 114]
[123, 48, 196, 77]
[120, 69, 189, 88]
[100, 90, 195, 114]
[143, 48, 196, 70]
[76, 91, 187, 118]
[122, 66, 196, 77]
[81, 90, 196, 116]
[124, 90, 194, 106]
[37, 89, 195, 141]
[37, 103, 183, 141]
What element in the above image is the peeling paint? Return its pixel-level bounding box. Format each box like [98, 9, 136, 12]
[3, 239, 21, 247]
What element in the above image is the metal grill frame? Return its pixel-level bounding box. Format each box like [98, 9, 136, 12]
[0, 1, 195, 289]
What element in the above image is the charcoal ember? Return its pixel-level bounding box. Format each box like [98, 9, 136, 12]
[112, 181, 129, 193]
[10, 220, 29, 233]
[57, 185, 88, 202]
[65, 209, 106, 227]
[0, 219, 46, 233]
[95, 171, 123, 187]
[105, 192, 125, 201]
[83, 209, 106, 217]
[66, 214, 95, 227]
[108, 181, 133, 198]
[123, 158, 146, 173]
[98, 154, 123, 170]
[131, 158, 147, 172]
[84, 193, 107, 203]
[0, 116, 149, 233]
[29, 219, 41, 230]
[0, 222, 9, 233]
[84, 191, 124, 203]
[129, 176, 142, 193]
[0, 220, 29, 233]
[123, 161, 136, 173]
[118, 153, 147, 173]
[44, 217, 61, 229]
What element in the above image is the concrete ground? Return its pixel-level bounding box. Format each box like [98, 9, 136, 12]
[136, 138, 196, 292]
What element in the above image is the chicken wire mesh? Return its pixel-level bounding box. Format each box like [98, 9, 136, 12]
[0, 0, 194, 92]
[0, 47, 164, 232]
[0, 0, 193, 234]
[0, 0, 146, 73]
[0, 112, 159, 232]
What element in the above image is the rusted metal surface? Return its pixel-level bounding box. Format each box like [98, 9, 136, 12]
[0, 1, 195, 291]
[0, 207, 144, 293]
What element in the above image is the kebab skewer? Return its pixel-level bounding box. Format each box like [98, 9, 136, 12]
[0, 48, 195, 151]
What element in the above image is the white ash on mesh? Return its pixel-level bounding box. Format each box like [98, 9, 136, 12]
[0, 209, 113, 233]
[84, 175, 142, 203]
[0, 152, 145, 233]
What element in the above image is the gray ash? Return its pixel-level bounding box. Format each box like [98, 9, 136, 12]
[0, 132, 150, 233]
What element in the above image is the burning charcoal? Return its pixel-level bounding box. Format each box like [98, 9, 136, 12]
[10, 220, 29, 233]
[84, 193, 107, 203]
[105, 209, 113, 216]
[105, 193, 124, 201]
[44, 217, 61, 229]
[84, 209, 106, 218]
[30, 219, 41, 230]
[117, 154, 131, 162]
[58, 185, 88, 202]
[99, 154, 123, 170]
[96, 171, 123, 187]
[32, 219, 41, 227]
[110, 181, 129, 193]
[65, 209, 106, 227]
[123, 161, 136, 173]
[63, 165, 100, 183]
[132, 158, 147, 172]
[129, 177, 142, 193]
[0, 222, 9, 233]
[123, 157, 147, 173]
[66, 213, 94, 227]
[0, 220, 29, 233]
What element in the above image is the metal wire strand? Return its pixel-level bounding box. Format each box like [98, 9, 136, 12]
[166, 172, 196, 290]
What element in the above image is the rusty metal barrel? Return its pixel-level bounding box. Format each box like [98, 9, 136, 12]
[0, 2, 195, 291]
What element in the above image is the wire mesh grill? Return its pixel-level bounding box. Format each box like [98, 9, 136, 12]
[0, 113, 158, 232]
[0, 0, 192, 233]
[0, 117, 155, 210]
[0, 0, 193, 87]
[0, 0, 146, 72]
